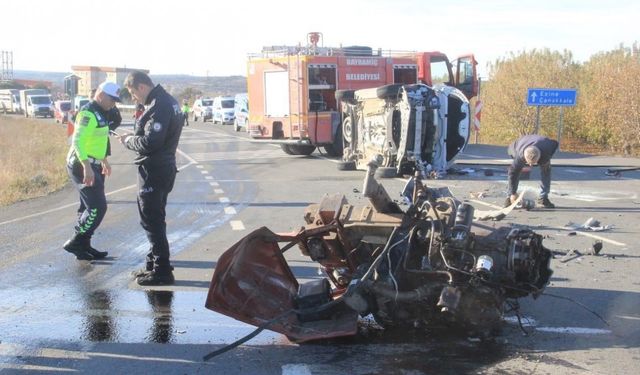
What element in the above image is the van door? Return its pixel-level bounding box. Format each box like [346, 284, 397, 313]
[451, 54, 478, 100]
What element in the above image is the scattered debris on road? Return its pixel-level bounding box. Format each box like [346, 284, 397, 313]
[205, 159, 552, 344]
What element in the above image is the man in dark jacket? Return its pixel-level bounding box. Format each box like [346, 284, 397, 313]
[117, 71, 184, 285]
[505, 134, 559, 209]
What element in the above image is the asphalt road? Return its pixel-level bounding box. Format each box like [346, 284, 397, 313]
[1, 118, 639, 374]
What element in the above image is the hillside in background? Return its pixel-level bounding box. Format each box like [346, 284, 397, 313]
[11, 70, 247, 96]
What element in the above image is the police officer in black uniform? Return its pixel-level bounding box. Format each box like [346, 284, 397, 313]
[117, 71, 184, 285]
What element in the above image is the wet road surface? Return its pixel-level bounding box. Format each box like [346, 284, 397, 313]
[1, 122, 640, 374]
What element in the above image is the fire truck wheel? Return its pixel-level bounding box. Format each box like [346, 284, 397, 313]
[375, 167, 398, 178]
[376, 84, 404, 99]
[335, 89, 356, 104]
[280, 144, 295, 155]
[337, 161, 356, 171]
[288, 145, 316, 155]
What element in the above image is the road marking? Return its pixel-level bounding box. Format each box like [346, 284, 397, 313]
[204, 176, 214, 180]
[196, 165, 204, 169]
[535, 327, 611, 335]
[0, 153, 198, 227]
[201, 170, 209, 174]
[468, 199, 501, 210]
[282, 364, 312, 375]
[209, 181, 220, 186]
[564, 169, 586, 174]
[224, 206, 237, 215]
[504, 317, 611, 335]
[230, 220, 245, 230]
[219, 197, 230, 203]
[214, 189, 224, 194]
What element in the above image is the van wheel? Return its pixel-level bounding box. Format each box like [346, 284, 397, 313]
[376, 84, 404, 99]
[193, 114, 198, 122]
[335, 89, 356, 104]
[337, 161, 356, 171]
[234, 119, 240, 132]
[376, 167, 398, 178]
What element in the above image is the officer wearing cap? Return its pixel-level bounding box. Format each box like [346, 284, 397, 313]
[117, 71, 184, 285]
[63, 81, 121, 260]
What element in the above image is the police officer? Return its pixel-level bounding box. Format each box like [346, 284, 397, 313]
[181, 100, 190, 126]
[505, 134, 559, 209]
[63, 81, 121, 260]
[117, 71, 184, 286]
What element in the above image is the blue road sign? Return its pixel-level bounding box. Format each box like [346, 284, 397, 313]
[527, 88, 577, 106]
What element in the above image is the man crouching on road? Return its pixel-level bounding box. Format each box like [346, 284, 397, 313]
[505, 134, 559, 209]
[63, 81, 120, 260]
[116, 71, 184, 286]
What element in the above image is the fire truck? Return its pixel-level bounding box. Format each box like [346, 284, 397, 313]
[246, 32, 478, 156]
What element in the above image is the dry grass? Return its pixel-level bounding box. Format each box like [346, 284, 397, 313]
[0, 115, 69, 206]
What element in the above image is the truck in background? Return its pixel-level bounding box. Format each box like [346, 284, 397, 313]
[246, 32, 477, 157]
[19, 89, 52, 118]
[212, 96, 235, 125]
[0, 89, 22, 114]
[54, 100, 72, 123]
[233, 93, 248, 132]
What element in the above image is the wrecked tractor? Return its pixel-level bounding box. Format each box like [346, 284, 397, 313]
[206, 160, 553, 342]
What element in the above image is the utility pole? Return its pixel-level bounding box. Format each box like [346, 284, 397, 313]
[1, 51, 14, 81]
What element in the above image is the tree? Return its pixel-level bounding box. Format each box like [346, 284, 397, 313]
[481, 49, 579, 144]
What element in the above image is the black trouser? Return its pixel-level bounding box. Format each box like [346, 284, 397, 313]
[183, 112, 189, 126]
[68, 160, 107, 238]
[137, 163, 176, 271]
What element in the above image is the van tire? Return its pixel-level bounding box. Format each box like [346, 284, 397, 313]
[375, 167, 398, 178]
[337, 161, 356, 171]
[376, 84, 404, 99]
[335, 90, 356, 104]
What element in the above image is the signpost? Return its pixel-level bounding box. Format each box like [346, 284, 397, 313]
[527, 88, 577, 150]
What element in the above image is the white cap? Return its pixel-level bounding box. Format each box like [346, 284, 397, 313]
[98, 81, 121, 102]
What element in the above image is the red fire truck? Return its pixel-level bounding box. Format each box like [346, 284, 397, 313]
[247, 32, 477, 156]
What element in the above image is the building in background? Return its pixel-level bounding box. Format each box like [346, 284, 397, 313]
[71, 66, 149, 97]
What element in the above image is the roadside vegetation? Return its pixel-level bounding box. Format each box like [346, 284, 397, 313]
[478, 42, 640, 156]
[0, 115, 68, 206]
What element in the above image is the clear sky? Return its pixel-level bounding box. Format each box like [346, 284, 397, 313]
[2, 0, 637, 78]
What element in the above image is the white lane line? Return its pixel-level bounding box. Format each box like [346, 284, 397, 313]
[535, 327, 611, 335]
[201, 170, 209, 174]
[282, 364, 313, 375]
[209, 181, 220, 187]
[230, 221, 245, 230]
[504, 317, 611, 335]
[564, 169, 586, 174]
[196, 165, 204, 169]
[0, 152, 197, 227]
[224, 206, 237, 215]
[204, 176, 214, 180]
[177, 148, 198, 165]
[219, 197, 230, 203]
[468, 199, 501, 210]
[214, 189, 224, 194]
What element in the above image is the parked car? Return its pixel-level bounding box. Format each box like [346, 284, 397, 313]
[338, 83, 470, 177]
[54, 100, 72, 123]
[193, 98, 214, 122]
[212, 96, 235, 125]
[233, 93, 248, 132]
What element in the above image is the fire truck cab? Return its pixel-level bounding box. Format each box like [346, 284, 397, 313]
[246, 33, 477, 158]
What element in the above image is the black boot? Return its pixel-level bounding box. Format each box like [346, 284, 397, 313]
[86, 246, 108, 259]
[132, 260, 155, 278]
[136, 266, 175, 286]
[63, 234, 94, 261]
